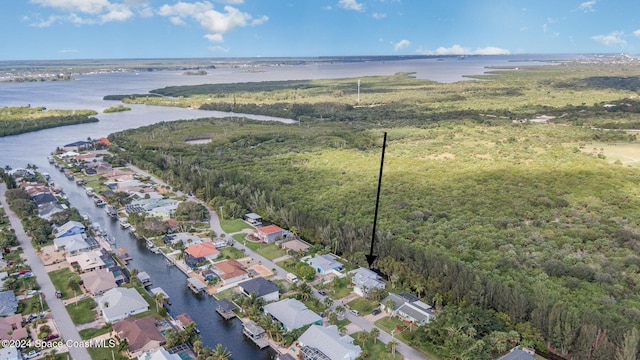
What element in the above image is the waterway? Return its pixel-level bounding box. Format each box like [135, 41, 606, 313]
[0, 55, 574, 359]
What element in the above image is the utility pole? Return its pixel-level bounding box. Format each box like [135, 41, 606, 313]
[357, 79, 361, 103]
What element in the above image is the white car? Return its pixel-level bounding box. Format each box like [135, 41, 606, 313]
[23, 350, 42, 359]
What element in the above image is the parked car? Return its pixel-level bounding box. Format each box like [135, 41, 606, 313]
[372, 309, 382, 316]
[317, 290, 327, 296]
[55, 291, 62, 298]
[23, 350, 42, 359]
[350, 309, 360, 316]
[43, 333, 60, 341]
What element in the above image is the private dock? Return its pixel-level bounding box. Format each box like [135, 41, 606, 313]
[216, 299, 237, 320]
[187, 277, 207, 294]
[242, 320, 269, 349]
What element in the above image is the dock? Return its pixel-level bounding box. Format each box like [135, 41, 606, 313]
[116, 248, 132, 263]
[243, 320, 269, 349]
[216, 299, 237, 320]
[187, 277, 207, 294]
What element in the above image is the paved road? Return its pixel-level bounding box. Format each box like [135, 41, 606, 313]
[124, 164, 428, 360]
[1, 184, 90, 360]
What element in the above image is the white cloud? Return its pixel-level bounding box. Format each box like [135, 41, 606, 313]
[578, 1, 596, 12]
[372, 12, 387, 20]
[633, 29, 640, 37]
[338, 0, 364, 12]
[159, 1, 267, 42]
[416, 44, 510, 55]
[29, 0, 147, 25]
[393, 39, 410, 51]
[58, 48, 79, 53]
[591, 31, 627, 47]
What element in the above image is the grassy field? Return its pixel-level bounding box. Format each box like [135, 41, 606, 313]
[66, 298, 97, 324]
[352, 331, 404, 360]
[47, 268, 76, 300]
[244, 241, 287, 260]
[79, 324, 112, 340]
[218, 246, 245, 259]
[220, 219, 252, 233]
[19, 294, 48, 315]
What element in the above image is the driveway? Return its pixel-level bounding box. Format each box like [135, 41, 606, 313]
[1, 184, 91, 360]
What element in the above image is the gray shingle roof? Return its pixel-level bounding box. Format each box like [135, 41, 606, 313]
[239, 277, 279, 298]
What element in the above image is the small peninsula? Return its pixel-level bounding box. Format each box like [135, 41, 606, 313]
[0, 106, 98, 137]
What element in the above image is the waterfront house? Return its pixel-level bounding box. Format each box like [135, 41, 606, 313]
[112, 316, 165, 357]
[137, 347, 181, 360]
[53, 234, 90, 254]
[350, 267, 385, 297]
[54, 220, 85, 238]
[80, 270, 116, 296]
[66, 250, 106, 272]
[63, 140, 92, 152]
[263, 298, 322, 332]
[38, 201, 66, 220]
[242, 320, 269, 348]
[298, 325, 362, 360]
[238, 277, 280, 303]
[497, 346, 537, 360]
[305, 254, 343, 275]
[211, 259, 249, 285]
[281, 239, 310, 254]
[0, 346, 23, 360]
[136, 271, 153, 287]
[253, 224, 287, 243]
[381, 292, 435, 325]
[185, 242, 220, 268]
[97, 287, 149, 323]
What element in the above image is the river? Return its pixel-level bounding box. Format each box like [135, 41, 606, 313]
[0, 55, 571, 359]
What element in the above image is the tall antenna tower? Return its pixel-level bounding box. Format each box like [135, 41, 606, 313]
[357, 79, 361, 103]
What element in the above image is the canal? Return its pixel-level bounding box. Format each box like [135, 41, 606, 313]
[44, 162, 276, 359]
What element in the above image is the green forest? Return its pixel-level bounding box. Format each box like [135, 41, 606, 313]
[108, 60, 640, 359]
[0, 106, 98, 137]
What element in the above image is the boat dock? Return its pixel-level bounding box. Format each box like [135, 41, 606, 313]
[187, 277, 207, 294]
[242, 320, 269, 349]
[216, 299, 237, 320]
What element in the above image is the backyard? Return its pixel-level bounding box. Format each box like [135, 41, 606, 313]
[66, 298, 97, 324]
[47, 267, 78, 300]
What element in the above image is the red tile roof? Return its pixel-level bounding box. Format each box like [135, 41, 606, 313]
[256, 224, 284, 235]
[185, 242, 219, 258]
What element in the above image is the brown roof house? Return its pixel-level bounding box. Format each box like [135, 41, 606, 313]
[0, 314, 28, 341]
[253, 225, 288, 243]
[185, 242, 220, 268]
[80, 270, 117, 296]
[112, 316, 165, 357]
[212, 259, 249, 285]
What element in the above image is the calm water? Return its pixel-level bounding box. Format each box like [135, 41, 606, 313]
[0, 55, 574, 359]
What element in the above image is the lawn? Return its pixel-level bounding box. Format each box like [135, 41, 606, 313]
[244, 241, 287, 260]
[121, 283, 166, 319]
[87, 346, 128, 360]
[320, 277, 353, 300]
[219, 246, 245, 259]
[221, 219, 252, 233]
[79, 324, 112, 340]
[47, 267, 77, 300]
[19, 293, 48, 315]
[352, 331, 403, 360]
[348, 297, 379, 314]
[66, 298, 97, 324]
[215, 287, 237, 302]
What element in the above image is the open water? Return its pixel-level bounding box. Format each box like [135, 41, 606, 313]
[0, 54, 576, 359]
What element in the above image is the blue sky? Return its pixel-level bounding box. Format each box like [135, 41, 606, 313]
[2, 0, 640, 60]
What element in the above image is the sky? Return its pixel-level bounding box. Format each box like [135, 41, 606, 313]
[2, 0, 640, 60]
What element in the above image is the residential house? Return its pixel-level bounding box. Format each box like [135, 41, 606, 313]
[63, 140, 92, 152]
[112, 316, 165, 356]
[54, 220, 85, 238]
[298, 325, 362, 360]
[97, 287, 149, 323]
[305, 254, 343, 275]
[381, 292, 435, 326]
[350, 267, 385, 297]
[239, 277, 280, 303]
[137, 347, 181, 360]
[0, 346, 23, 360]
[31, 192, 58, 207]
[38, 201, 66, 220]
[80, 270, 117, 296]
[53, 234, 90, 254]
[185, 242, 220, 268]
[162, 232, 202, 247]
[66, 251, 106, 272]
[211, 259, 249, 285]
[0, 314, 28, 341]
[244, 212, 262, 226]
[0, 291, 18, 316]
[264, 298, 322, 332]
[253, 224, 287, 243]
[281, 239, 310, 254]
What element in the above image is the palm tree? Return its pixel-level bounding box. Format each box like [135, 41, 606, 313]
[337, 323, 347, 335]
[369, 328, 380, 344]
[324, 297, 334, 308]
[153, 292, 166, 312]
[386, 339, 398, 355]
[211, 344, 231, 360]
[356, 331, 369, 346]
[432, 293, 443, 311]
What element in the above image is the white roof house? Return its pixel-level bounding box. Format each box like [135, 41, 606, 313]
[97, 287, 149, 323]
[305, 254, 343, 275]
[381, 292, 435, 326]
[80, 270, 117, 296]
[264, 298, 322, 332]
[350, 267, 385, 297]
[66, 250, 105, 272]
[137, 347, 181, 360]
[298, 325, 362, 360]
[53, 234, 90, 254]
